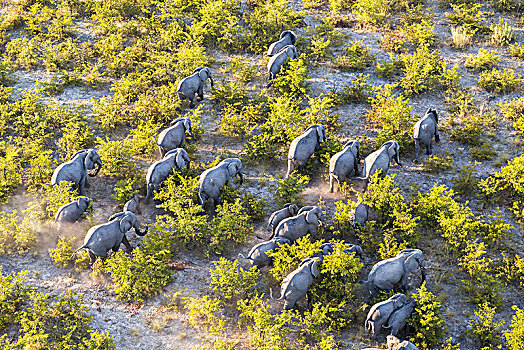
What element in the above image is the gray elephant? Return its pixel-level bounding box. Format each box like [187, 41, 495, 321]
[145, 148, 190, 204]
[365, 293, 408, 339]
[267, 203, 299, 234]
[297, 205, 316, 215]
[343, 243, 363, 260]
[383, 299, 414, 337]
[387, 335, 419, 350]
[354, 201, 369, 228]
[157, 118, 194, 158]
[54, 197, 91, 231]
[267, 45, 298, 86]
[267, 30, 297, 57]
[271, 206, 323, 242]
[355, 140, 402, 191]
[365, 249, 426, 298]
[123, 194, 141, 214]
[75, 211, 148, 263]
[198, 158, 244, 209]
[329, 140, 360, 193]
[238, 237, 291, 268]
[271, 257, 321, 310]
[51, 149, 102, 196]
[177, 67, 214, 108]
[413, 109, 440, 163]
[286, 124, 327, 178]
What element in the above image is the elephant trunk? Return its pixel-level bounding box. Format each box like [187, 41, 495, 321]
[395, 151, 402, 167]
[238, 171, 244, 185]
[135, 226, 148, 236]
[209, 77, 214, 88]
[420, 266, 426, 284]
[90, 159, 102, 177]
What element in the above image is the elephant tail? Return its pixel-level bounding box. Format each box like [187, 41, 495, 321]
[198, 188, 205, 205]
[270, 287, 284, 301]
[238, 253, 248, 260]
[145, 183, 153, 203]
[72, 245, 88, 258]
[382, 324, 392, 330]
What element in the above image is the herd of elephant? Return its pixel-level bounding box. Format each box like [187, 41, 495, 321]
[47, 31, 441, 348]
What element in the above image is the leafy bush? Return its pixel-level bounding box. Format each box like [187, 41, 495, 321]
[127, 120, 160, 159]
[465, 48, 499, 70]
[352, 0, 391, 25]
[422, 154, 454, 172]
[504, 306, 524, 350]
[0, 142, 23, 203]
[56, 116, 94, 161]
[210, 258, 260, 301]
[467, 302, 505, 347]
[330, 73, 377, 104]
[96, 137, 137, 177]
[451, 26, 472, 48]
[0, 268, 34, 329]
[269, 174, 310, 207]
[490, 20, 515, 46]
[0, 211, 37, 255]
[49, 237, 90, 271]
[399, 46, 445, 96]
[26, 180, 78, 221]
[112, 177, 142, 207]
[469, 142, 497, 161]
[414, 184, 456, 230]
[509, 43, 524, 60]
[499, 97, 524, 134]
[477, 68, 523, 93]
[185, 295, 226, 334]
[333, 40, 375, 71]
[446, 3, 489, 37]
[451, 162, 479, 197]
[208, 199, 253, 255]
[273, 56, 310, 96]
[481, 155, 524, 198]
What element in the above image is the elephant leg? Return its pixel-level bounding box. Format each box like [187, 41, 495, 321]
[197, 84, 204, 101]
[401, 273, 409, 292]
[435, 126, 441, 143]
[329, 174, 334, 193]
[413, 140, 420, 163]
[427, 142, 433, 156]
[121, 235, 133, 253]
[146, 183, 154, 204]
[78, 176, 86, 196]
[88, 250, 97, 264]
[188, 93, 196, 108]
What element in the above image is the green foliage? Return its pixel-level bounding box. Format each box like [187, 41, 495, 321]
[49, 236, 91, 271]
[449, 115, 483, 146]
[490, 20, 515, 46]
[422, 154, 454, 173]
[352, 0, 391, 25]
[481, 155, 524, 198]
[212, 79, 247, 106]
[451, 162, 479, 197]
[408, 282, 446, 349]
[56, 116, 94, 161]
[0, 142, 23, 203]
[399, 46, 445, 96]
[469, 142, 497, 161]
[509, 43, 524, 60]
[210, 258, 260, 301]
[467, 302, 505, 347]
[465, 48, 499, 70]
[333, 40, 375, 71]
[446, 3, 490, 37]
[96, 137, 136, 177]
[272, 56, 310, 96]
[269, 174, 310, 207]
[504, 306, 524, 350]
[208, 199, 253, 255]
[477, 68, 523, 93]
[499, 97, 524, 134]
[0, 211, 37, 255]
[127, 120, 160, 159]
[112, 177, 142, 207]
[185, 295, 226, 334]
[27, 180, 78, 221]
[330, 73, 377, 104]
[0, 268, 34, 330]
[403, 19, 436, 47]
[414, 184, 456, 230]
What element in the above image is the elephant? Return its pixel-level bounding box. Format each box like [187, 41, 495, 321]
[51, 149, 102, 196]
[145, 148, 190, 204]
[297, 205, 316, 215]
[267, 30, 297, 57]
[123, 194, 141, 214]
[54, 197, 91, 231]
[271, 257, 321, 310]
[354, 201, 369, 228]
[267, 45, 298, 86]
[267, 203, 299, 235]
[74, 212, 148, 263]
[413, 108, 440, 163]
[365, 293, 408, 339]
[238, 237, 291, 268]
[329, 140, 360, 193]
[157, 118, 194, 158]
[354, 140, 402, 191]
[271, 206, 323, 242]
[387, 335, 419, 350]
[198, 158, 244, 209]
[177, 67, 214, 108]
[286, 124, 327, 178]
[383, 299, 415, 337]
[365, 249, 426, 299]
[343, 243, 363, 260]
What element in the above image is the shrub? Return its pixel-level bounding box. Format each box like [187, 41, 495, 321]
[469, 142, 497, 160]
[49, 237, 90, 271]
[403, 20, 436, 47]
[480, 155, 524, 198]
[408, 282, 446, 349]
[449, 116, 483, 146]
[0, 268, 34, 329]
[399, 46, 445, 96]
[0, 142, 22, 203]
[451, 162, 479, 197]
[381, 30, 408, 53]
[446, 3, 489, 37]
[465, 48, 499, 70]
[210, 258, 260, 301]
[451, 26, 472, 48]
[509, 43, 524, 60]
[504, 306, 524, 350]
[0, 211, 37, 255]
[490, 20, 515, 46]
[96, 137, 137, 177]
[212, 79, 247, 106]
[112, 177, 142, 207]
[273, 56, 310, 96]
[127, 120, 160, 159]
[23, 148, 56, 192]
[467, 302, 505, 347]
[333, 40, 375, 71]
[422, 154, 454, 172]
[26, 180, 78, 221]
[185, 295, 226, 334]
[269, 174, 310, 207]
[352, 0, 391, 25]
[499, 97, 524, 134]
[414, 184, 456, 230]
[478, 68, 523, 93]
[330, 73, 377, 104]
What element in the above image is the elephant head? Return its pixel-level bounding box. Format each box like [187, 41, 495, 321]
[309, 258, 321, 278]
[77, 197, 91, 212]
[118, 212, 148, 236]
[175, 149, 190, 169]
[281, 45, 298, 59]
[280, 30, 297, 44]
[194, 67, 214, 88]
[400, 249, 426, 282]
[227, 158, 244, 185]
[319, 243, 334, 256]
[345, 140, 360, 160]
[305, 206, 322, 226]
[273, 236, 291, 246]
[171, 117, 194, 139]
[84, 149, 102, 177]
[384, 140, 401, 167]
[426, 108, 438, 124]
[284, 203, 299, 216]
[391, 293, 408, 308]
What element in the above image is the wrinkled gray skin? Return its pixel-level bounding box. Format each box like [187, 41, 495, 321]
[365, 294, 408, 339]
[238, 237, 291, 268]
[157, 118, 194, 157]
[271, 257, 321, 310]
[383, 300, 415, 337]
[267, 45, 298, 86]
[54, 197, 91, 231]
[177, 67, 214, 108]
[75, 212, 148, 263]
[355, 140, 402, 191]
[146, 148, 190, 203]
[267, 203, 299, 234]
[343, 243, 363, 260]
[329, 140, 360, 193]
[387, 335, 420, 350]
[354, 202, 369, 228]
[271, 206, 322, 242]
[267, 30, 297, 56]
[366, 249, 426, 299]
[286, 124, 327, 178]
[123, 194, 141, 214]
[198, 158, 244, 209]
[413, 109, 440, 163]
[51, 149, 102, 196]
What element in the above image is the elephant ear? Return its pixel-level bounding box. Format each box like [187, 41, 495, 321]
[388, 142, 397, 157]
[198, 68, 209, 81]
[175, 152, 186, 169]
[310, 259, 321, 278]
[227, 162, 239, 178]
[305, 210, 320, 226]
[404, 253, 422, 273]
[351, 141, 360, 157]
[183, 118, 192, 132]
[119, 214, 133, 233]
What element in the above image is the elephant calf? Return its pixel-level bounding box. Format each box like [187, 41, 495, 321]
[75, 212, 148, 263]
[51, 149, 102, 196]
[286, 124, 327, 178]
[329, 140, 360, 193]
[383, 299, 414, 337]
[267, 30, 297, 57]
[238, 237, 291, 268]
[271, 257, 321, 310]
[157, 118, 194, 157]
[354, 201, 369, 228]
[198, 158, 244, 210]
[54, 197, 91, 231]
[343, 243, 363, 260]
[365, 293, 407, 340]
[177, 67, 214, 108]
[123, 194, 141, 214]
[413, 108, 440, 163]
[146, 148, 190, 203]
[267, 203, 299, 235]
[272, 206, 322, 242]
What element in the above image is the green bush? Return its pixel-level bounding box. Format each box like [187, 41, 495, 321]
[469, 142, 497, 161]
[0, 211, 37, 255]
[465, 48, 499, 70]
[499, 97, 524, 134]
[504, 306, 524, 350]
[451, 162, 479, 197]
[0, 142, 23, 203]
[446, 3, 489, 37]
[185, 295, 226, 334]
[480, 155, 524, 198]
[210, 258, 260, 301]
[467, 302, 505, 347]
[96, 137, 137, 177]
[478, 68, 523, 93]
[509, 43, 524, 60]
[49, 237, 91, 271]
[112, 177, 142, 207]
[269, 174, 310, 207]
[272, 56, 310, 96]
[422, 154, 454, 173]
[414, 184, 456, 230]
[127, 120, 160, 159]
[352, 0, 391, 25]
[399, 46, 445, 96]
[490, 20, 515, 46]
[0, 268, 34, 329]
[333, 40, 375, 71]
[26, 180, 78, 221]
[330, 73, 377, 104]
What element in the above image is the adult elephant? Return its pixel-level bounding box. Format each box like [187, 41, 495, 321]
[354, 140, 402, 191]
[413, 108, 440, 163]
[238, 237, 291, 268]
[267, 45, 298, 86]
[267, 30, 297, 57]
[157, 117, 194, 157]
[54, 197, 91, 231]
[198, 158, 244, 209]
[365, 249, 426, 299]
[74, 212, 148, 263]
[177, 67, 214, 108]
[286, 124, 326, 178]
[329, 140, 360, 193]
[267, 203, 299, 235]
[51, 149, 102, 196]
[271, 206, 323, 242]
[145, 148, 190, 204]
[365, 293, 408, 339]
